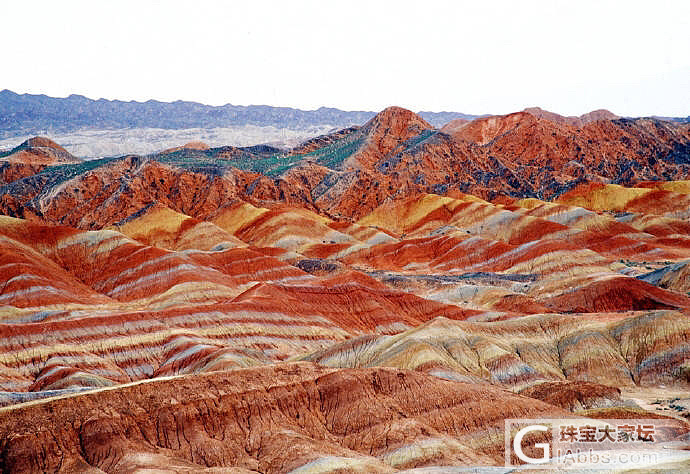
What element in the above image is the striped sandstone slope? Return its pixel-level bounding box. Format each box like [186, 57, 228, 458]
[210, 201, 529, 315]
[211, 201, 358, 252]
[0, 218, 254, 304]
[0, 183, 687, 401]
[0, 214, 308, 290]
[636, 180, 690, 195]
[0, 285, 474, 395]
[347, 193, 690, 313]
[0, 226, 112, 308]
[303, 310, 690, 389]
[360, 192, 690, 260]
[0, 363, 576, 473]
[0, 299, 349, 393]
[110, 203, 246, 251]
[0, 215, 480, 397]
[506, 198, 690, 260]
[210, 200, 397, 259]
[557, 182, 690, 219]
[551, 185, 690, 262]
[619, 213, 690, 239]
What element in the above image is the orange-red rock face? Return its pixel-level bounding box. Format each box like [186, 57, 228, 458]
[442, 110, 689, 197]
[1, 108, 690, 472]
[0, 162, 47, 185]
[0, 363, 577, 473]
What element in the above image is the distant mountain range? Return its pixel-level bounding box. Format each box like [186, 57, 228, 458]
[0, 89, 479, 138]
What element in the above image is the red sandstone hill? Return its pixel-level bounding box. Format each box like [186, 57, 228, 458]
[444, 110, 690, 199]
[0, 137, 80, 186]
[347, 106, 435, 168]
[523, 107, 619, 126]
[441, 107, 620, 143]
[0, 136, 80, 165]
[0, 363, 577, 472]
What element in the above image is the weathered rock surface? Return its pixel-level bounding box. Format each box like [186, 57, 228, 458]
[301, 311, 690, 389]
[0, 363, 571, 473]
[519, 381, 623, 411]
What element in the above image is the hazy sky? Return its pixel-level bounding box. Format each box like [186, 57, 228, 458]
[3, 0, 689, 116]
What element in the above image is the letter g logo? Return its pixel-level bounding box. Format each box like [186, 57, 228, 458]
[514, 424, 550, 464]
